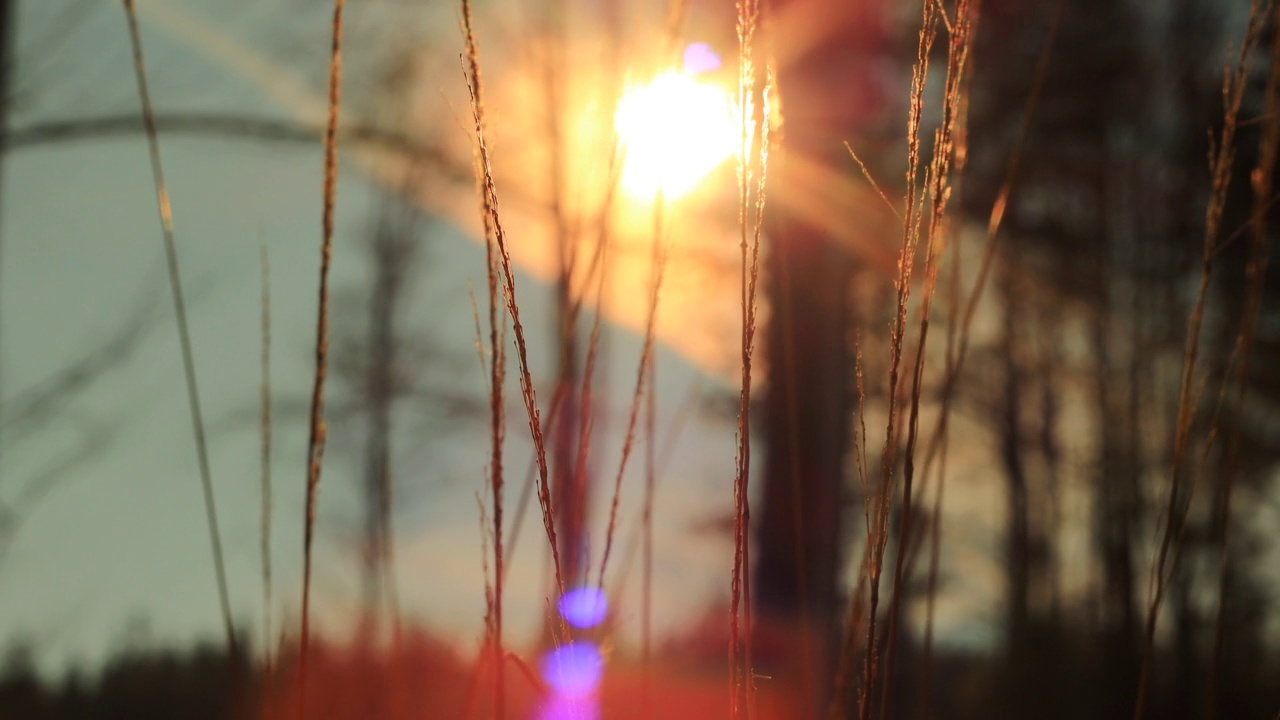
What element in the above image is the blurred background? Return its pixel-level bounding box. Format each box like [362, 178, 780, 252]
[0, 0, 1277, 718]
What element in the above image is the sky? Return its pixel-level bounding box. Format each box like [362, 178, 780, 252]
[0, 0, 750, 676]
[0, 0, 1013, 678]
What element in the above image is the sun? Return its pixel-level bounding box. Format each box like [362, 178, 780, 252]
[614, 65, 738, 202]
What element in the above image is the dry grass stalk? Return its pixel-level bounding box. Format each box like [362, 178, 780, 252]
[731, 0, 771, 714]
[597, 198, 667, 592]
[461, 0, 565, 637]
[879, 2, 979, 715]
[1134, 4, 1267, 716]
[1207, 2, 1278, 717]
[854, 5, 940, 719]
[295, 2, 347, 716]
[578, 153, 625, 594]
[120, 0, 237, 657]
[261, 242, 274, 676]
[918, 0, 1067, 489]
[504, 387, 568, 584]
[460, 2, 511, 715]
[641, 325, 659, 718]
[905, 4, 1066, 700]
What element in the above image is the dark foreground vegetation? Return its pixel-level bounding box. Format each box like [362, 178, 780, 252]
[0, 620, 1275, 719]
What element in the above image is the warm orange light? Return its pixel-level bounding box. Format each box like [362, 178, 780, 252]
[614, 70, 738, 201]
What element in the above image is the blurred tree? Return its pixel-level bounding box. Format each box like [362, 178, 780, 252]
[754, 0, 891, 715]
[0, 642, 51, 720]
[0, 299, 155, 568]
[961, 0, 1280, 717]
[347, 199, 416, 640]
[328, 189, 484, 643]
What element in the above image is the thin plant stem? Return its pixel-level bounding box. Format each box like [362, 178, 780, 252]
[880, 3, 978, 715]
[260, 242, 274, 673]
[641, 324, 657, 720]
[1134, 6, 1265, 717]
[917, 0, 1067, 524]
[1206, 5, 1279, 719]
[298, 1, 347, 716]
[597, 194, 666, 591]
[731, 0, 769, 712]
[121, 0, 237, 657]
[461, 3, 509, 715]
[462, 0, 565, 598]
[578, 146, 624, 594]
[844, 141, 902, 224]
[859, 5, 939, 717]
[504, 387, 566, 584]
[608, 377, 704, 606]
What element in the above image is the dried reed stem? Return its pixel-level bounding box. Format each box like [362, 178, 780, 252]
[828, 335, 871, 720]
[641, 326, 658, 719]
[597, 196, 666, 591]
[121, 0, 236, 656]
[1133, 5, 1265, 717]
[1207, 3, 1278, 717]
[298, 1, 346, 716]
[260, 242, 274, 672]
[731, 0, 770, 714]
[579, 157, 623, 593]
[901, 31, 1068, 703]
[880, 3, 979, 714]
[856, 5, 939, 718]
[460, 3, 510, 715]
[504, 388, 566, 583]
[462, 0, 565, 605]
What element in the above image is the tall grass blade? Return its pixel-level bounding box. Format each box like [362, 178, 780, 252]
[121, 0, 237, 657]
[298, 0, 347, 716]
[261, 241, 274, 671]
[1206, 4, 1279, 718]
[1133, 5, 1266, 717]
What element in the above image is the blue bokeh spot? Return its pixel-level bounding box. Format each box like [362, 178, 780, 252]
[540, 642, 603, 698]
[558, 587, 608, 629]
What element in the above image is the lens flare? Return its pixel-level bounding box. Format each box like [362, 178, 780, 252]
[614, 68, 737, 201]
[558, 587, 608, 629]
[538, 695, 602, 720]
[682, 42, 722, 74]
[539, 642, 604, 698]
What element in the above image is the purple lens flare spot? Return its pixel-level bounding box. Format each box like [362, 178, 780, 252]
[683, 42, 721, 75]
[558, 587, 608, 629]
[537, 694, 602, 720]
[539, 642, 603, 698]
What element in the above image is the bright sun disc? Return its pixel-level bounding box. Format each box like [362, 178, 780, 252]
[614, 70, 737, 201]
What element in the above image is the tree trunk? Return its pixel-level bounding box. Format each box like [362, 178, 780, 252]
[753, 2, 886, 716]
[755, 192, 853, 717]
[360, 203, 412, 641]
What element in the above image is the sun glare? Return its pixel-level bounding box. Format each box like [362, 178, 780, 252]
[614, 67, 737, 201]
